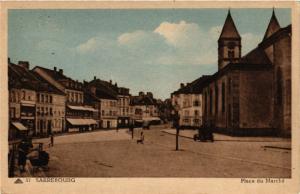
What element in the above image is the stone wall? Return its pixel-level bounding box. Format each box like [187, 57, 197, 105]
[239, 69, 273, 129]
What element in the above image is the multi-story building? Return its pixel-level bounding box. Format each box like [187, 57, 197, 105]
[171, 76, 210, 128]
[8, 60, 37, 139]
[33, 66, 97, 132]
[130, 92, 160, 125]
[32, 72, 66, 136]
[86, 77, 118, 129]
[116, 87, 131, 128]
[201, 10, 291, 136]
[92, 79, 131, 128]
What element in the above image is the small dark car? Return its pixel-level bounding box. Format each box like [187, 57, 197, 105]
[193, 127, 214, 142]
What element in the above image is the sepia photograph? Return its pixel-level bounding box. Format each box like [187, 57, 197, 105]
[1, 1, 300, 194]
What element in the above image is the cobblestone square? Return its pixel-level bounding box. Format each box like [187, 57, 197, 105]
[32, 125, 291, 177]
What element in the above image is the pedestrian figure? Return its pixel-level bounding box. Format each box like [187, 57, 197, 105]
[18, 137, 32, 173]
[50, 133, 54, 147]
[136, 131, 144, 144]
[129, 120, 134, 139]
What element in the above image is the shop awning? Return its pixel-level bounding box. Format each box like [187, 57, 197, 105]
[21, 100, 35, 107]
[11, 122, 28, 131]
[67, 105, 98, 112]
[66, 118, 97, 126]
[143, 117, 161, 122]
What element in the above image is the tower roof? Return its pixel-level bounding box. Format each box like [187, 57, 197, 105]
[219, 10, 241, 40]
[263, 9, 281, 40]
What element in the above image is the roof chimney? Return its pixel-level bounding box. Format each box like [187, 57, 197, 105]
[139, 91, 144, 96]
[94, 76, 96, 80]
[8, 58, 11, 64]
[109, 80, 112, 84]
[18, 61, 30, 69]
[180, 83, 185, 88]
[59, 69, 63, 74]
[54, 67, 57, 71]
[115, 82, 118, 87]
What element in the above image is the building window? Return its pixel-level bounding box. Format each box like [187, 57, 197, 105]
[215, 84, 218, 114]
[222, 82, 225, 113]
[209, 89, 212, 115]
[10, 107, 15, 118]
[276, 67, 283, 105]
[41, 94, 44, 103]
[49, 96, 53, 103]
[228, 78, 231, 94]
[204, 91, 207, 116]
[37, 94, 40, 102]
[286, 79, 291, 105]
[228, 50, 234, 58]
[75, 93, 78, 102]
[50, 108, 53, 116]
[193, 100, 200, 107]
[22, 91, 26, 100]
[184, 110, 189, 116]
[195, 110, 199, 116]
[11, 91, 16, 102]
[37, 107, 40, 116]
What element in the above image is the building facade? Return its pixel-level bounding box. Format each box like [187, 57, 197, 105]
[8, 61, 37, 139]
[116, 87, 131, 128]
[171, 76, 209, 128]
[86, 78, 118, 129]
[33, 72, 66, 136]
[130, 92, 160, 125]
[33, 66, 97, 132]
[202, 10, 291, 136]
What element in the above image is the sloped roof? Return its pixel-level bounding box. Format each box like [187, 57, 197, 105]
[219, 10, 241, 40]
[34, 66, 83, 91]
[8, 63, 39, 90]
[31, 71, 65, 95]
[34, 66, 69, 80]
[240, 47, 272, 65]
[84, 91, 100, 105]
[172, 76, 212, 95]
[130, 95, 157, 106]
[88, 79, 118, 100]
[263, 10, 281, 40]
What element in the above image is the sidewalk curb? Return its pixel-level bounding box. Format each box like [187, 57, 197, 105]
[161, 130, 194, 140]
[161, 130, 291, 142]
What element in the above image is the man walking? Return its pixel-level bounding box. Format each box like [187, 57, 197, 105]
[50, 133, 54, 147]
[129, 120, 134, 139]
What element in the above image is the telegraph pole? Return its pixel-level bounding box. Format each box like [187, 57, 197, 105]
[173, 109, 180, 151]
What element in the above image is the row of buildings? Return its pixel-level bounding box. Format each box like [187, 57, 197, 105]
[171, 10, 291, 136]
[8, 60, 161, 140]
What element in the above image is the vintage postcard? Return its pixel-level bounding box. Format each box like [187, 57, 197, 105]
[1, 1, 300, 194]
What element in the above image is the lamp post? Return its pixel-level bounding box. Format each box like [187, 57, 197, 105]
[172, 105, 180, 151]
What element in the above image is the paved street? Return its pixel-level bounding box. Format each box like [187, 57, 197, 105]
[38, 124, 291, 177]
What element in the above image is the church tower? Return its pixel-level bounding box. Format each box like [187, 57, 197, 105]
[263, 9, 280, 40]
[218, 10, 241, 70]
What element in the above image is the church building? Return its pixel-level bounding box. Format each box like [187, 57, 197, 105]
[202, 10, 291, 136]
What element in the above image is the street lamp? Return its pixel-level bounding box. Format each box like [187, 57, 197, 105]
[172, 105, 180, 151]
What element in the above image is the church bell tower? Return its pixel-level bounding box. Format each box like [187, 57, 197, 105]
[218, 10, 241, 70]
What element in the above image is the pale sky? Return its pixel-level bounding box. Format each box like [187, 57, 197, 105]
[8, 9, 291, 100]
